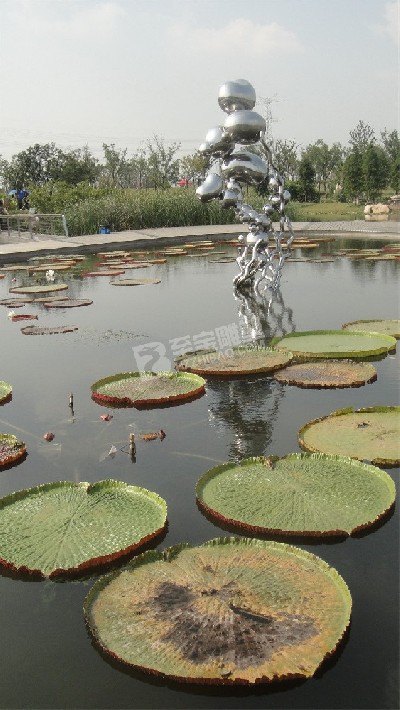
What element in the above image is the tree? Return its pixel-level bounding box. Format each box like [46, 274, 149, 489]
[271, 139, 299, 181]
[302, 139, 346, 196]
[349, 120, 375, 151]
[362, 144, 389, 201]
[298, 156, 317, 202]
[179, 152, 210, 185]
[1, 143, 64, 187]
[341, 149, 364, 202]
[146, 135, 180, 189]
[381, 129, 400, 193]
[100, 143, 130, 188]
[56, 146, 99, 185]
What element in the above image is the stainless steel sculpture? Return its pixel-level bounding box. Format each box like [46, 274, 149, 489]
[196, 79, 294, 292]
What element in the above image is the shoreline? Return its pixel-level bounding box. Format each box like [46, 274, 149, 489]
[0, 220, 398, 263]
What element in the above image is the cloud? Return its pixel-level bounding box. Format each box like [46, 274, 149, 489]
[8, 1, 126, 39]
[378, 1, 399, 44]
[170, 18, 303, 57]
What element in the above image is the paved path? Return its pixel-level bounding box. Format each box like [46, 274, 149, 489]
[0, 220, 398, 262]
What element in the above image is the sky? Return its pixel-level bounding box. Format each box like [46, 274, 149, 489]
[0, 0, 399, 162]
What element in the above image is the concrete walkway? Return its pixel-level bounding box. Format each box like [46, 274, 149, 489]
[0, 220, 398, 263]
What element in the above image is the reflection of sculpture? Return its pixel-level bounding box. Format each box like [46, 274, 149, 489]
[196, 79, 294, 292]
[207, 287, 295, 460]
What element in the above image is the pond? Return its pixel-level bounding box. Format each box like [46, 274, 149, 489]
[0, 237, 398, 709]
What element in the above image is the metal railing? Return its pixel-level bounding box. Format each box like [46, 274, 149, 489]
[0, 212, 68, 239]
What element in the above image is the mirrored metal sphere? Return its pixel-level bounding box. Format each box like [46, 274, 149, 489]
[221, 152, 268, 184]
[224, 110, 266, 144]
[203, 126, 235, 156]
[196, 173, 224, 202]
[263, 203, 275, 215]
[218, 79, 256, 114]
[220, 186, 242, 208]
[282, 189, 291, 203]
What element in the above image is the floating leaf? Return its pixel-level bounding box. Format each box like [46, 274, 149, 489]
[0, 433, 26, 467]
[271, 330, 396, 360]
[342, 319, 400, 339]
[91, 371, 205, 408]
[21, 325, 78, 335]
[0, 381, 12, 405]
[9, 284, 69, 294]
[140, 430, 166, 441]
[0, 298, 34, 308]
[10, 313, 38, 322]
[110, 278, 161, 286]
[43, 299, 93, 308]
[299, 406, 400, 467]
[84, 537, 352, 684]
[176, 346, 292, 377]
[196, 454, 395, 536]
[273, 360, 377, 388]
[0, 480, 167, 577]
[28, 263, 74, 272]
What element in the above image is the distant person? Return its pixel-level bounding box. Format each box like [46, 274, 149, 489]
[16, 187, 29, 210]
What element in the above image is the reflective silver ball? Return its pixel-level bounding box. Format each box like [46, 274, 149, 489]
[218, 79, 256, 114]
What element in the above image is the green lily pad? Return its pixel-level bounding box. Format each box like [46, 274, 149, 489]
[0, 381, 12, 404]
[273, 360, 377, 388]
[196, 454, 395, 536]
[9, 284, 69, 294]
[175, 346, 292, 377]
[0, 480, 167, 577]
[342, 319, 400, 339]
[84, 537, 351, 684]
[270, 330, 396, 360]
[299, 406, 400, 467]
[91, 371, 206, 407]
[0, 433, 26, 467]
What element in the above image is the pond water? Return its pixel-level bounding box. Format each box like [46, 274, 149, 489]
[0, 238, 398, 709]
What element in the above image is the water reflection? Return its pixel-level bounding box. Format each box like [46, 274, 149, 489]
[207, 288, 295, 460]
[234, 287, 295, 345]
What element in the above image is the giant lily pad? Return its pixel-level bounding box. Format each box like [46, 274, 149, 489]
[342, 319, 400, 339]
[0, 434, 26, 467]
[196, 454, 395, 536]
[299, 406, 400, 467]
[0, 480, 167, 577]
[9, 284, 69, 294]
[84, 537, 352, 684]
[273, 360, 377, 388]
[176, 347, 292, 377]
[91, 371, 206, 407]
[0, 381, 12, 404]
[270, 330, 396, 360]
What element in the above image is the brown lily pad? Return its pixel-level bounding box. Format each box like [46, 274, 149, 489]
[0, 382, 12, 405]
[21, 325, 78, 335]
[43, 299, 93, 308]
[110, 278, 161, 286]
[0, 434, 26, 468]
[9, 284, 69, 294]
[273, 360, 377, 388]
[84, 537, 352, 684]
[176, 347, 292, 377]
[0, 298, 34, 308]
[82, 270, 125, 277]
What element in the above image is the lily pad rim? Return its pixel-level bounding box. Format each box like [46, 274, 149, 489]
[273, 359, 378, 389]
